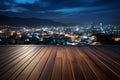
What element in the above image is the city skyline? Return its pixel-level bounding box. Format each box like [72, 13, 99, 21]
[0, 0, 120, 25]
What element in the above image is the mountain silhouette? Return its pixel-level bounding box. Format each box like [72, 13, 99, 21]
[0, 15, 65, 26]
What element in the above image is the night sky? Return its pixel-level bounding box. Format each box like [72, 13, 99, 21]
[0, 0, 120, 25]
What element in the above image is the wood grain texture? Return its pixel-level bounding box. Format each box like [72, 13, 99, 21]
[0, 45, 119, 80]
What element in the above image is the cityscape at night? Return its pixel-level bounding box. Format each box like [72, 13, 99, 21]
[0, 0, 120, 80]
[0, 0, 120, 45]
[0, 24, 120, 45]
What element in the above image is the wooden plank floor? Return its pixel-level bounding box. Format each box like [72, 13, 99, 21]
[0, 45, 120, 80]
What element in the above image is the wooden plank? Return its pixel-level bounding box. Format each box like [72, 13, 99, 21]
[94, 46, 120, 63]
[0, 47, 15, 55]
[14, 47, 45, 80]
[94, 46, 120, 64]
[51, 58, 62, 80]
[0, 47, 26, 61]
[51, 47, 62, 80]
[0, 47, 36, 77]
[0, 45, 119, 80]
[70, 47, 98, 80]
[27, 47, 52, 80]
[7, 47, 40, 80]
[82, 47, 120, 80]
[90, 47, 120, 75]
[62, 47, 75, 80]
[65, 47, 85, 80]
[38, 47, 57, 80]
[0, 47, 29, 69]
[0, 47, 41, 80]
[77, 47, 110, 80]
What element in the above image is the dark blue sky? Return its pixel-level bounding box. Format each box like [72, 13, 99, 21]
[0, 0, 120, 25]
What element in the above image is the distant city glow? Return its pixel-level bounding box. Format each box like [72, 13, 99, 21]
[0, 24, 119, 45]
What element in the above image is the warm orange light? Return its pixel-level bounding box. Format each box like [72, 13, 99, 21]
[114, 37, 120, 41]
[0, 30, 3, 33]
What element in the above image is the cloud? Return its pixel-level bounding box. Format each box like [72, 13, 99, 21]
[48, 4, 117, 14]
[0, 0, 120, 24]
[0, 6, 29, 13]
[51, 7, 85, 13]
[14, 0, 39, 4]
[81, 0, 99, 3]
[1, 0, 120, 13]
[1, 0, 119, 16]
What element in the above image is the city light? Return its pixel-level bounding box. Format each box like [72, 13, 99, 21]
[0, 24, 120, 45]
